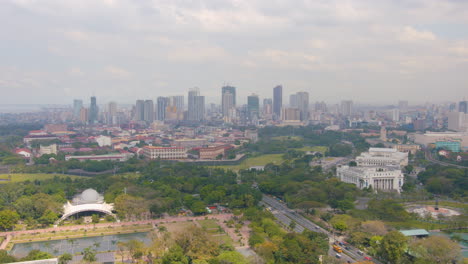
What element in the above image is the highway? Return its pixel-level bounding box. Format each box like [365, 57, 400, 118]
[261, 195, 381, 264]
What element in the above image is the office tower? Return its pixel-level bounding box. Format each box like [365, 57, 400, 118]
[314, 101, 327, 112]
[263, 98, 272, 115]
[392, 108, 400, 122]
[73, 99, 83, 119]
[79, 108, 89, 123]
[107, 101, 117, 125]
[459, 101, 468, 114]
[273, 85, 282, 119]
[169, 96, 184, 112]
[157, 97, 169, 121]
[222, 86, 236, 105]
[135, 100, 145, 121]
[89, 96, 98, 124]
[247, 94, 260, 120]
[398, 100, 409, 112]
[222, 91, 235, 118]
[144, 100, 154, 122]
[341, 100, 353, 117]
[188, 88, 205, 121]
[296, 91, 309, 121]
[289, 94, 298, 108]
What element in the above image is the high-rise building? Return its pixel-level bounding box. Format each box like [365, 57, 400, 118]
[282, 108, 300, 121]
[392, 108, 400, 122]
[169, 96, 184, 112]
[73, 99, 83, 119]
[89, 96, 98, 124]
[188, 88, 205, 121]
[222, 91, 235, 118]
[80, 108, 89, 123]
[263, 98, 273, 116]
[296, 91, 309, 121]
[398, 100, 409, 112]
[273, 85, 283, 119]
[222, 86, 236, 105]
[107, 101, 117, 125]
[459, 101, 468, 114]
[157, 97, 169, 121]
[247, 94, 260, 120]
[289, 94, 298, 108]
[144, 100, 154, 122]
[341, 100, 353, 117]
[135, 100, 145, 121]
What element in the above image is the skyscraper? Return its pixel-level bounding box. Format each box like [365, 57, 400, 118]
[144, 100, 154, 122]
[341, 100, 353, 117]
[169, 96, 184, 112]
[188, 88, 205, 121]
[273, 85, 282, 119]
[222, 86, 236, 117]
[107, 101, 117, 125]
[157, 97, 169, 121]
[135, 100, 145, 121]
[263, 98, 272, 116]
[296, 91, 309, 121]
[73, 99, 83, 119]
[247, 94, 260, 120]
[398, 100, 409, 112]
[459, 101, 468, 114]
[289, 94, 298, 108]
[89, 96, 98, 124]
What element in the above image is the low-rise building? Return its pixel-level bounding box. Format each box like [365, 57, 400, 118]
[95, 135, 112, 147]
[174, 138, 207, 148]
[39, 144, 58, 155]
[199, 145, 227, 160]
[337, 165, 404, 192]
[143, 146, 187, 160]
[394, 144, 421, 155]
[65, 153, 133, 162]
[356, 148, 408, 167]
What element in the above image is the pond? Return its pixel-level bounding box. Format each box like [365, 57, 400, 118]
[10, 232, 152, 258]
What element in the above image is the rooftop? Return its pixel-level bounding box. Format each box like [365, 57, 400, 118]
[400, 229, 430, 237]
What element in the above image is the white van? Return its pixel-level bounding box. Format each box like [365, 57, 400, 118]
[335, 253, 342, 259]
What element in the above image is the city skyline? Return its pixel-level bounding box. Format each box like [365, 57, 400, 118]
[1, 0, 467, 104]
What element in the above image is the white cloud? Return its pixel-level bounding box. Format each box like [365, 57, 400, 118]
[104, 66, 132, 78]
[398, 26, 437, 42]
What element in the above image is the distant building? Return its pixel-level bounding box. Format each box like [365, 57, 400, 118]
[222, 86, 236, 118]
[44, 124, 67, 133]
[107, 101, 118, 125]
[143, 146, 187, 160]
[65, 153, 133, 162]
[15, 148, 32, 158]
[39, 144, 57, 155]
[356, 148, 408, 167]
[398, 100, 409, 112]
[89, 96, 98, 124]
[157, 97, 169, 121]
[337, 165, 404, 192]
[247, 94, 260, 120]
[73, 99, 83, 119]
[435, 140, 461, 152]
[169, 95, 184, 112]
[411, 132, 468, 150]
[135, 100, 145, 121]
[273, 85, 283, 119]
[447, 111, 468, 132]
[394, 144, 420, 155]
[144, 100, 154, 123]
[282, 108, 300, 121]
[459, 101, 468, 114]
[413, 119, 427, 131]
[245, 129, 259, 143]
[263, 98, 273, 117]
[188, 88, 205, 121]
[296, 91, 309, 121]
[174, 138, 207, 148]
[341, 100, 353, 116]
[380, 126, 387, 141]
[199, 145, 228, 160]
[95, 135, 112, 147]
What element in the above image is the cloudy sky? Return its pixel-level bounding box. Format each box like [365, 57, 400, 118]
[1, 0, 467, 105]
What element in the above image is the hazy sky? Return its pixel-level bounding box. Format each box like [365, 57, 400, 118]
[1, 0, 467, 105]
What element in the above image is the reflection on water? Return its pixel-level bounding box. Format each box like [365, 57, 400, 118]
[10, 232, 151, 258]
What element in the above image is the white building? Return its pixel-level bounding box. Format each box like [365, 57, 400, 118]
[39, 144, 57, 155]
[337, 165, 404, 192]
[356, 148, 408, 167]
[95, 135, 112, 147]
[411, 131, 468, 150]
[143, 146, 187, 160]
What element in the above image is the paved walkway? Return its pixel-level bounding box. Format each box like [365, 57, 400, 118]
[0, 214, 234, 250]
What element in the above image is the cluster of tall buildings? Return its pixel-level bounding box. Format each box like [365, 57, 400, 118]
[448, 101, 468, 132]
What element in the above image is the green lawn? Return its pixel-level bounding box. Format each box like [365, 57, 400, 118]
[0, 173, 82, 184]
[272, 136, 303, 141]
[212, 154, 284, 171]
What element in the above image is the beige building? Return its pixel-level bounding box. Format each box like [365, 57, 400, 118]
[199, 145, 226, 160]
[337, 165, 404, 192]
[394, 144, 420, 155]
[39, 144, 57, 155]
[143, 146, 187, 160]
[356, 148, 408, 167]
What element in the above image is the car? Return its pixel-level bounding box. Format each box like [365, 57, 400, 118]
[357, 250, 364, 256]
[315, 226, 320, 229]
[345, 246, 351, 250]
[364, 256, 372, 260]
[347, 261, 352, 264]
[335, 253, 342, 259]
[338, 241, 344, 246]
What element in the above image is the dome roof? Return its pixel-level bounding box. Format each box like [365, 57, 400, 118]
[81, 188, 99, 202]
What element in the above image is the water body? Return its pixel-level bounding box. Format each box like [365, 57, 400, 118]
[10, 232, 151, 258]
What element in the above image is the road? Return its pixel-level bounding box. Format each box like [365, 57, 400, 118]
[261, 195, 381, 264]
[425, 149, 468, 169]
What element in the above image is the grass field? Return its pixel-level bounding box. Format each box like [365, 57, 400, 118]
[198, 219, 234, 246]
[297, 146, 328, 153]
[272, 136, 303, 141]
[211, 154, 284, 171]
[0, 173, 83, 184]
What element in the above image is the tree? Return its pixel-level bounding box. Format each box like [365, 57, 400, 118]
[82, 247, 97, 263]
[216, 251, 249, 264]
[0, 209, 19, 231]
[361, 221, 387, 236]
[20, 250, 53, 261]
[0, 250, 17, 263]
[289, 220, 297, 230]
[58, 253, 72, 264]
[162, 245, 189, 264]
[379, 231, 408, 264]
[409, 236, 461, 264]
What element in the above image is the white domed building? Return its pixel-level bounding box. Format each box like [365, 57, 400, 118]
[58, 188, 117, 223]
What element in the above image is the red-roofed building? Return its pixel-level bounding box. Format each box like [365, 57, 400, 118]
[143, 146, 187, 160]
[199, 145, 231, 160]
[15, 148, 32, 158]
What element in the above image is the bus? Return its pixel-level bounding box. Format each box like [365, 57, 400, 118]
[333, 245, 342, 253]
